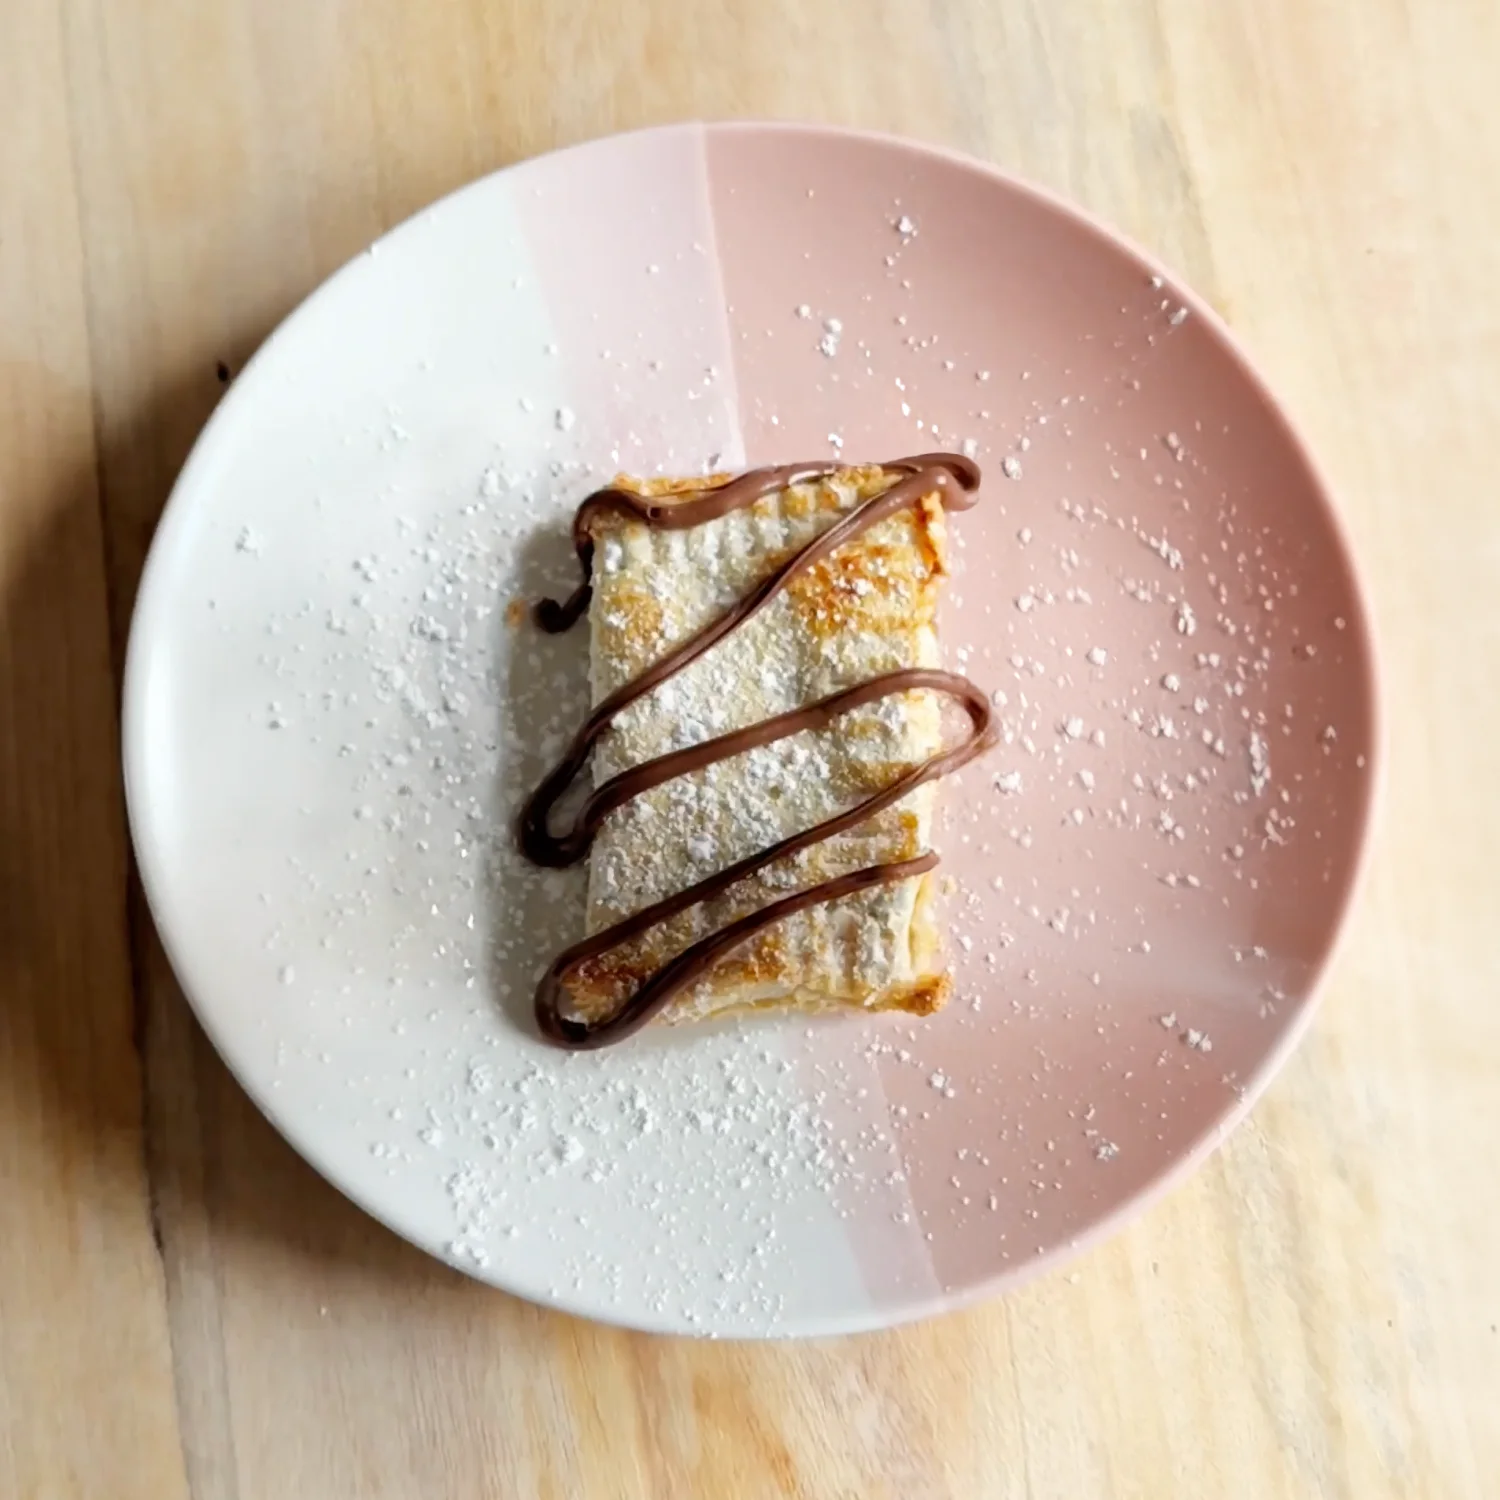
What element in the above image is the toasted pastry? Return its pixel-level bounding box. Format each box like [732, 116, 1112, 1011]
[569, 464, 955, 1026]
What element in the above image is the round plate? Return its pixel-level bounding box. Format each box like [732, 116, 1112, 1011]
[124, 123, 1379, 1336]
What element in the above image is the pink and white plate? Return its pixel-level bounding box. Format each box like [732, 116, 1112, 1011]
[124, 124, 1379, 1336]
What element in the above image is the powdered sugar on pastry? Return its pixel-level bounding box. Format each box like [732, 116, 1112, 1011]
[574, 464, 958, 1026]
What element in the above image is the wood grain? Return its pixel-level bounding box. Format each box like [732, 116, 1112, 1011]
[2, 0, 1496, 1495]
[0, 5, 190, 1498]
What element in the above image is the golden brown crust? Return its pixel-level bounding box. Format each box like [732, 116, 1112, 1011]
[575, 464, 955, 1026]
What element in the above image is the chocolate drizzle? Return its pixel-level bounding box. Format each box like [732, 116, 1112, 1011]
[521, 453, 996, 1048]
[537, 855, 940, 1050]
[532, 453, 976, 635]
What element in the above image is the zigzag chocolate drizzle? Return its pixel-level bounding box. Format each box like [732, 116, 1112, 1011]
[520, 453, 995, 1048]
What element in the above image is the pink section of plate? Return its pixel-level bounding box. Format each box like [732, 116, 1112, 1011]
[707, 123, 1378, 1306]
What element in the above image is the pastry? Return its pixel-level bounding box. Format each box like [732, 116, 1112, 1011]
[520, 453, 995, 1047]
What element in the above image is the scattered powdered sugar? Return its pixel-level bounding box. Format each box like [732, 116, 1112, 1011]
[1249, 732, 1272, 796]
[214, 234, 1360, 1329]
[239, 433, 1041, 1332]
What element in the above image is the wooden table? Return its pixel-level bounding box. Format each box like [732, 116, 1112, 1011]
[3, 2, 1496, 1495]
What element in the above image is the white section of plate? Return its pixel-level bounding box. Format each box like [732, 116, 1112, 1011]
[125, 127, 911, 1336]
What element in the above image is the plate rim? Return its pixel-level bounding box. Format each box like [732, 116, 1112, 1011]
[121, 118, 1384, 1337]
